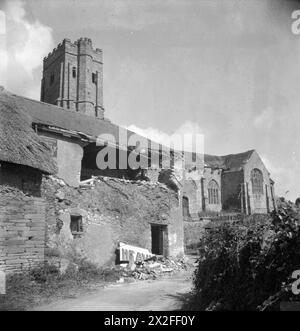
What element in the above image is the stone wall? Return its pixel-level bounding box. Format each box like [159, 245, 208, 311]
[42, 38, 104, 118]
[144, 168, 160, 183]
[182, 179, 201, 218]
[0, 188, 46, 274]
[42, 175, 184, 267]
[38, 132, 85, 187]
[56, 139, 84, 187]
[181, 167, 222, 217]
[243, 151, 274, 214]
[0, 162, 42, 197]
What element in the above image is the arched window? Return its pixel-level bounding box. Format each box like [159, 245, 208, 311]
[251, 169, 263, 195]
[208, 180, 219, 204]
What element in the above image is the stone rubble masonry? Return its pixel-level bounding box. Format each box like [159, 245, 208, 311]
[0, 163, 42, 197]
[0, 188, 46, 274]
[181, 167, 222, 217]
[41, 175, 184, 267]
[243, 151, 274, 214]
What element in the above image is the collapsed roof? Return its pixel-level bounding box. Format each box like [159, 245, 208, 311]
[0, 87, 256, 173]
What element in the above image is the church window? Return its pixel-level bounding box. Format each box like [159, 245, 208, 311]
[208, 180, 219, 204]
[72, 67, 76, 78]
[92, 72, 97, 84]
[251, 169, 263, 195]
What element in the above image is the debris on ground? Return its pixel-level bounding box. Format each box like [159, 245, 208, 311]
[115, 256, 194, 282]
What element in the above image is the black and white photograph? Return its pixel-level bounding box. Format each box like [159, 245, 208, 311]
[0, 0, 300, 316]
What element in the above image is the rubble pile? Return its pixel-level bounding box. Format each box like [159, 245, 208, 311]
[117, 256, 194, 282]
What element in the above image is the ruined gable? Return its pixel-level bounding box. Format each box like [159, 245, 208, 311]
[41, 175, 184, 267]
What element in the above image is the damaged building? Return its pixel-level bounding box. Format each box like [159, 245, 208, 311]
[0, 86, 185, 270]
[0, 94, 57, 273]
[0, 38, 276, 273]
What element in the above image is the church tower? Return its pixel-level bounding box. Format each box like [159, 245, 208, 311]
[40, 38, 104, 119]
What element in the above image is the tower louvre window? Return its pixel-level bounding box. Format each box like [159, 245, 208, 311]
[50, 73, 54, 85]
[92, 72, 97, 84]
[72, 67, 76, 78]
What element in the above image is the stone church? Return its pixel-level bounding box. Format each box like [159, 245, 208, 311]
[0, 37, 276, 272]
[38, 37, 275, 216]
[182, 149, 276, 218]
[2, 37, 276, 216]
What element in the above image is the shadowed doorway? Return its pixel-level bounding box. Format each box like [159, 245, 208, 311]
[151, 224, 168, 256]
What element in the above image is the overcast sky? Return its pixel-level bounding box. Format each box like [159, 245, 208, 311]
[0, 0, 300, 200]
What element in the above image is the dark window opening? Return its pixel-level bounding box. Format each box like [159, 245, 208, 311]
[50, 73, 54, 85]
[21, 172, 41, 197]
[72, 67, 76, 78]
[80, 143, 134, 181]
[182, 196, 190, 218]
[208, 180, 219, 204]
[151, 224, 168, 256]
[92, 72, 97, 84]
[70, 215, 83, 238]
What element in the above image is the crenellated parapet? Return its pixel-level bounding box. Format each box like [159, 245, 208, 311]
[43, 38, 103, 70]
[41, 37, 104, 119]
[75, 37, 103, 63]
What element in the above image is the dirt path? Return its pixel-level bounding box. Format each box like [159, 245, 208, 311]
[31, 271, 193, 311]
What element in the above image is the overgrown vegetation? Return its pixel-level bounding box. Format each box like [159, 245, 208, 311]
[0, 252, 191, 310]
[189, 198, 300, 311]
[0, 258, 120, 311]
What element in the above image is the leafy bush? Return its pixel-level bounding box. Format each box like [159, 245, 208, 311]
[30, 263, 59, 283]
[191, 199, 300, 311]
[76, 259, 105, 279]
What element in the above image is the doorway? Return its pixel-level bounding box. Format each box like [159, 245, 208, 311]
[151, 224, 168, 256]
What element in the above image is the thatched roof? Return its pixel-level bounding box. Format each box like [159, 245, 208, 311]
[0, 88, 57, 174]
[1, 89, 129, 144]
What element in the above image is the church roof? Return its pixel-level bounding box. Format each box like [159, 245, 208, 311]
[204, 150, 255, 171]
[0, 87, 57, 174]
[182, 150, 255, 171]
